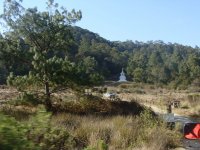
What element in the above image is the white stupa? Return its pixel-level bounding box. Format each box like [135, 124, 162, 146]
[118, 68, 127, 82]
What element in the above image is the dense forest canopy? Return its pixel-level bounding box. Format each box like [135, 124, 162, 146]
[59, 26, 200, 88]
[0, 1, 200, 90]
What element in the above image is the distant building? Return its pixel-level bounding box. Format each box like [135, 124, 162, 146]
[118, 68, 127, 82]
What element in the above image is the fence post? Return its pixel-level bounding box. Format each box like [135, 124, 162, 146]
[166, 102, 175, 130]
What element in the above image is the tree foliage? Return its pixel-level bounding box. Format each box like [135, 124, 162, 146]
[1, 0, 200, 95]
[1, 0, 83, 110]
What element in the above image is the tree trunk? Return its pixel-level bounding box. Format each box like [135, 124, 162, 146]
[45, 81, 52, 111]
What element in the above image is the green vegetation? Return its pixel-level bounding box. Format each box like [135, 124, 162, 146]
[0, 114, 37, 150]
[0, 106, 77, 150]
[52, 95, 147, 115]
[1, 1, 200, 90]
[0, 0, 103, 111]
[0, 105, 182, 150]
[0, 0, 196, 149]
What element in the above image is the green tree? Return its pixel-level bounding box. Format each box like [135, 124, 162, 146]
[76, 56, 104, 85]
[1, 0, 82, 111]
[0, 34, 31, 84]
[147, 51, 164, 83]
[127, 52, 147, 82]
[133, 67, 144, 82]
[187, 53, 200, 79]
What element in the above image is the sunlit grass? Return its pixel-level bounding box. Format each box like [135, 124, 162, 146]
[52, 111, 182, 149]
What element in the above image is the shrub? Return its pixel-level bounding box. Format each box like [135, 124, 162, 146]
[0, 106, 78, 150]
[15, 92, 41, 106]
[0, 113, 38, 150]
[52, 97, 147, 116]
[25, 106, 77, 150]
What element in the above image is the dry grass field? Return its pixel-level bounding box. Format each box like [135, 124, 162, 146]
[1, 82, 199, 118]
[0, 83, 198, 149]
[105, 82, 200, 119]
[0, 85, 19, 101]
[51, 112, 182, 150]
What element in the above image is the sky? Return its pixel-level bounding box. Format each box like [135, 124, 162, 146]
[0, 0, 200, 47]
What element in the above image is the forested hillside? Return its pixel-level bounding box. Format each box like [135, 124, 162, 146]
[0, 1, 198, 149]
[66, 26, 200, 88]
[1, 25, 200, 88]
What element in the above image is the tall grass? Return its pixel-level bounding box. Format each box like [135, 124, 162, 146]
[52, 110, 182, 150]
[184, 94, 200, 118]
[0, 86, 183, 150]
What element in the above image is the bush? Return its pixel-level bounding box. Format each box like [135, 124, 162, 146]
[25, 106, 77, 150]
[0, 114, 38, 150]
[0, 106, 77, 150]
[53, 97, 146, 116]
[15, 92, 41, 106]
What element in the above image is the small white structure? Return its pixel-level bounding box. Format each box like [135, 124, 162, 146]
[103, 92, 116, 98]
[103, 92, 120, 101]
[118, 68, 127, 82]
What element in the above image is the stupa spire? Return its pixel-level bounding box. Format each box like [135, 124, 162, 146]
[118, 68, 127, 82]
